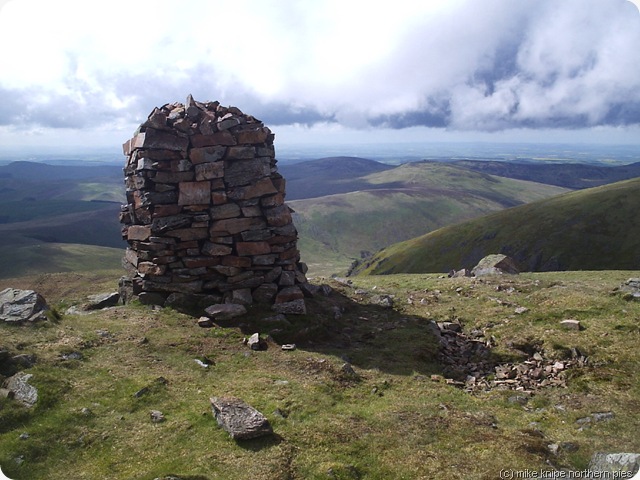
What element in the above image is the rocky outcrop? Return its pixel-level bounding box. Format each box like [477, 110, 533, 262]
[0, 288, 49, 323]
[616, 278, 640, 301]
[471, 254, 519, 276]
[210, 396, 273, 440]
[119, 97, 307, 312]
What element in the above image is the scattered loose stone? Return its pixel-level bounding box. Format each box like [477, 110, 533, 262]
[194, 359, 209, 368]
[560, 319, 582, 331]
[60, 351, 83, 361]
[247, 333, 266, 351]
[150, 410, 166, 423]
[210, 396, 273, 440]
[616, 278, 640, 301]
[514, 306, 529, 314]
[197, 316, 215, 328]
[370, 294, 394, 308]
[340, 363, 359, 379]
[432, 321, 587, 393]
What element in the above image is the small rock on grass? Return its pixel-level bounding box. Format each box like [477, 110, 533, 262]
[210, 396, 273, 440]
[560, 319, 582, 331]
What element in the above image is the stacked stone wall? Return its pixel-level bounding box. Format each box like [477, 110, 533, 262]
[119, 96, 307, 314]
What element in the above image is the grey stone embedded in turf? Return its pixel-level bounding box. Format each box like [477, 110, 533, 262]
[85, 292, 121, 310]
[3, 372, 38, 407]
[588, 452, 639, 475]
[210, 396, 273, 440]
[0, 288, 49, 323]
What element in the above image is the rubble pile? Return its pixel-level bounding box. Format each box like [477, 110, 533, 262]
[119, 96, 307, 313]
[433, 321, 588, 393]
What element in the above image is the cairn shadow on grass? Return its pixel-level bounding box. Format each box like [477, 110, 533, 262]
[215, 284, 484, 378]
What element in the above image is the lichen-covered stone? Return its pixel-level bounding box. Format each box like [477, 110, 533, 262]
[210, 396, 273, 440]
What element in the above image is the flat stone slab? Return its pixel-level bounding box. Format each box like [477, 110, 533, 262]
[210, 396, 273, 440]
[0, 288, 49, 323]
[85, 292, 120, 310]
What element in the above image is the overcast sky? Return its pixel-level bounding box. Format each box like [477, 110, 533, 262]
[0, 0, 639, 152]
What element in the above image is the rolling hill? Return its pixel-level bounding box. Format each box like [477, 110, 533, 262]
[279, 156, 395, 200]
[0, 161, 125, 278]
[451, 159, 640, 189]
[289, 161, 569, 275]
[354, 177, 640, 275]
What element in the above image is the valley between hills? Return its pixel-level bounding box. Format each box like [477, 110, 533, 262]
[0, 154, 639, 479]
[2, 155, 639, 279]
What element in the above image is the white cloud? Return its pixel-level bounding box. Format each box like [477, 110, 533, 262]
[0, 0, 638, 148]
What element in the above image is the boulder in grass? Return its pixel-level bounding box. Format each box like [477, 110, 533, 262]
[588, 452, 639, 476]
[471, 254, 520, 277]
[85, 292, 121, 310]
[0, 288, 49, 323]
[210, 396, 273, 440]
[3, 372, 38, 407]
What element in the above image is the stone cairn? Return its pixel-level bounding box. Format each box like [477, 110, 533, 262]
[119, 96, 308, 314]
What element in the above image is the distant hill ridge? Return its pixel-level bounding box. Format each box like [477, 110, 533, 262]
[451, 159, 640, 189]
[279, 156, 394, 200]
[286, 159, 569, 275]
[354, 177, 640, 275]
[0, 161, 121, 181]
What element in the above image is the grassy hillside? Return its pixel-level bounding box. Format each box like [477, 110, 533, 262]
[453, 160, 640, 189]
[356, 177, 640, 275]
[279, 156, 395, 200]
[291, 162, 568, 276]
[0, 163, 125, 278]
[0, 270, 638, 479]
